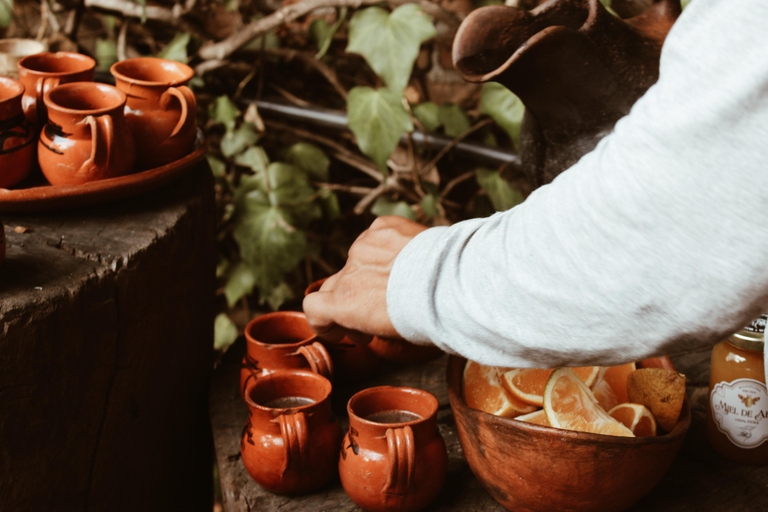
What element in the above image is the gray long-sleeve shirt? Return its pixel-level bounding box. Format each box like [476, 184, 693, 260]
[387, 0, 768, 378]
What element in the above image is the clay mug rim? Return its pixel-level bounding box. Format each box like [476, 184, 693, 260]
[244, 311, 319, 350]
[0, 76, 25, 118]
[18, 51, 95, 77]
[110, 56, 194, 88]
[347, 385, 439, 428]
[43, 82, 127, 117]
[243, 368, 333, 415]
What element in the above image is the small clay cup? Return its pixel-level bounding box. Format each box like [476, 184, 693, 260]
[339, 386, 447, 512]
[110, 57, 197, 169]
[38, 82, 136, 185]
[304, 278, 380, 383]
[368, 336, 443, 365]
[241, 369, 341, 495]
[0, 38, 48, 79]
[17, 51, 95, 128]
[241, 311, 333, 398]
[0, 76, 35, 188]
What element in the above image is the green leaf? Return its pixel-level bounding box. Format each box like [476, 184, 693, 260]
[265, 163, 322, 227]
[311, 7, 347, 59]
[318, 188, 341, 220]
[347, 86, 413, 174]
[0, 0, 13, 28]
[214, 313, 239, 351]
[476, 168, 524, 212]
[285, 142, 329, 181]
[420, 194, 440, 219]
[226, 0, 239, 12]
[413, 102, 441, 132]
[480, 82, 525, 149]
[371, 197, 416, 220]
[157, 32, 191, 63]
[221, 123, 259, 158]
[95, 39, 118, 71]
[207, 155, 227, 178]
[234, 146, 269, 172]
[264, 281, 294, 311]
[438, 103, 471, 138]
[347, 4, 436, 94]
[208, 95, 240, 132]
[224, 262, 257, 307]
[243, 14, 281, 51]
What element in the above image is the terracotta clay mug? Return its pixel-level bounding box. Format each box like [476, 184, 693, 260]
[241, 369, 341, 495]
[339, 386, 447, 512]
[0, 76, 35, 188]
[240, 311, 333, 398]
[110, 57, 197, 169]
[17, 51, 95, 128]
[304, 278, 380, 383]
[38, 82, 136, 186]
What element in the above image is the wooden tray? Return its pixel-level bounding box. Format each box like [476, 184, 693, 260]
[0, 131, 207, 213]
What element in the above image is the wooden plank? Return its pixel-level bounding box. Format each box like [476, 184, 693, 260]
[212, 341, 768, 511]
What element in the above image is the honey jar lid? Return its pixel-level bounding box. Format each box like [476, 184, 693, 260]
[729, 313, 767, 352]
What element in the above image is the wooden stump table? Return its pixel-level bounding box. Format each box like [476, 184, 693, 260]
[212, 340, 768, 511]
[0, 165, 216, 511]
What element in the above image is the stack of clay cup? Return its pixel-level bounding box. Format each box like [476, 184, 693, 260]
[239, 306, 448, 511]
[0, 49, 198, 189]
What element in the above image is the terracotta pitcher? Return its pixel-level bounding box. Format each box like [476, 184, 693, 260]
[339, 386, 447, 512]
[0, 76, 35, 188]
[110, 57, 197, 169]
[17, 51, 95, 129]
[241, 369, 341, 495]
[305, 278, 381, 382]
[240, 311, 333, 398]
[38, 82, 136, 186]
[453, 0, 680, 188]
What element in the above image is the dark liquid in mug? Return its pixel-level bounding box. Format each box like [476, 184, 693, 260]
[263, 396, 315, 408]
[365, 410, 422, 424]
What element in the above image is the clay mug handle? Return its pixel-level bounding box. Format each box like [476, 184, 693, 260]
[77, 114, 113, 179]
[160, 85, 196, 139]
[385, 425, 416, 495]
[35, 76, 59, 126]
[296, 341, 334, 380]
[277, 412, 308, 476]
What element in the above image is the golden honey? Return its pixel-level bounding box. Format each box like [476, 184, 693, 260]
[706, 314, 768, 464]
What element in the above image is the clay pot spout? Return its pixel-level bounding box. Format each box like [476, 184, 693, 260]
[452, 0, 680, 188]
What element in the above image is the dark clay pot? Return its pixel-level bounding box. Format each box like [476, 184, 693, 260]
[339, 386, 447, 512]
[240, 311, 333, 398]
[453, 0, 680, 188]
[241, 370, 341, 495]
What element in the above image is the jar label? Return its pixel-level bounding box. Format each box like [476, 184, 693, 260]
[710, 378, 768, 449]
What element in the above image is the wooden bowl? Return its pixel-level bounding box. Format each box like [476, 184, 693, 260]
[446, 355, 691, 512]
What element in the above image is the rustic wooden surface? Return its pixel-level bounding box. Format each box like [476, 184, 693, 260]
[212, 340, 768, 511]
[0, 165, 216, 512]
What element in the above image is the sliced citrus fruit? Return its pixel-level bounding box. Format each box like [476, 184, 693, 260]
[463, 360, 538, 418]
[502, 366, 601, 407]
[543, 368, 634, 437]
[592, 362, 637, 411]
[514, 409, 549, 426]
[608, 403, 657, 437]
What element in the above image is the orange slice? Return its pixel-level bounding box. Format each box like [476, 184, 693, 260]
[463, 360, 538, 418]
[608, 403, 657, 437]
[592, 362, 637, 411]
[543, 368, 634, 437]
[515, 409, 549, 426]
[502, 366, 601, 407]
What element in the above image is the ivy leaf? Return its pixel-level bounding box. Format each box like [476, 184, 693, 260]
[318, 188, 341, 220]
[221, 123, 259, 158]
[347, 4, 436, 95]
[0, 0, 13, 28]
[285, 142, 329, 181]
[420, 194, 440, 219]
[157, 32, 191, 62]
[95, 39, 118, 71]
[265, 163, 322, 227]
[476, 168, 524, 212]
[413, 102, 441, 132]
[214, 313, 239, 352]
[481, 82, 525, 149]
[224, 262, 256, 307]
[347, 86, 413, 174]
[371, 197, 416, 220]
[438, 103, 471, 138]
[310, 7, 347, 59]
[208, 95, 240, 132]
[234, 146, 269, 172]
[264, 281, 294, 311]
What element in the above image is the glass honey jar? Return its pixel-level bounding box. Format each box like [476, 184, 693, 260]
[707, 314, 768, 464]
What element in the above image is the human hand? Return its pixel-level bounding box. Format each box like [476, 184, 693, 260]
[302, 216, 427, 343]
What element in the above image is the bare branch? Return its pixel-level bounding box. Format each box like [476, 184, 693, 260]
[417, 118, 494, 177]
[83, 0, 188, 23]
